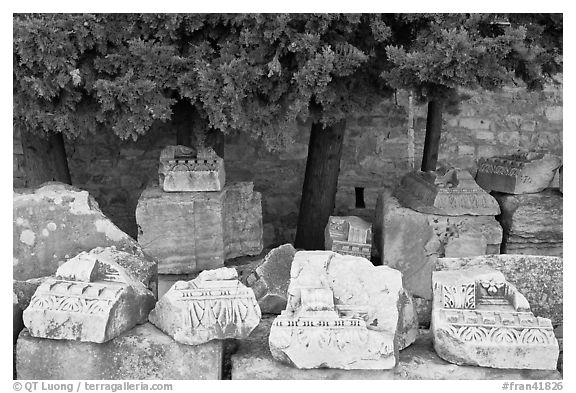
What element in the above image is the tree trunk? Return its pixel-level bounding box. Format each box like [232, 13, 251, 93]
[421, 100, 443, 172]
[173, 99, 225, 157]
[294, 120, 346, 250]
[21, 130, 72, 187]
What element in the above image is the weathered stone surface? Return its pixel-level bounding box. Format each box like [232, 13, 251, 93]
[16, 323, 222, 379]
[374, 190, 502, 300]
[136, 182, 263, 274]
[14, 182, 157, 294]
[476, 152, 562, 194]
[13, 278, 46, 343]
[223, 181, 264, 259]
[436, 254, 563, 324]
[245, 244, 296, 314]
[324, 216, 372, 258]
[232, 317, 560, 380]
[558, 166, 562, 193]
[23, 248, 156, 343]
[394, 169, 500, 216]
[269, 251, 416, 369]
[494, 189, 562, 256]
[431, 268, 559, 370]
[159, 145, 225, 192]
[149, 267, 261, 345]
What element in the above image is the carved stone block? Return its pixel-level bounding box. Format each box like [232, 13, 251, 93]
[431, 267, 559, 370]
[324, 216, 372, 259]
[23, 248, 155, 343]
[394, 169, 500, 216]
[374, 190, 502, 301]
[269, 251, 416, 370]
[476, 152, 561, 194]
[136, 182, 263, 274]
[13, 182, 157, 295]
[149, 267, 261, 345]
[159, 145, 225, 192]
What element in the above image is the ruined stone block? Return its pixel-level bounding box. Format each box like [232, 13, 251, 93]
[136, 182, 263, 274]
[269, 251, 418, 370]
[436, 254, 563, 324]
[13, 182, 157, 295]
[149, 267, 261, 345]
[16, 323, 222, 379]
[394, 169, 500, 216]
[494, 189, 562, 257]
[374, 190, 502, 300]
[246, 244, 297, 314]
[159, 145, 225, 192]
[476, 152, 561, 194]
[23, 248, 155, 343]
[324, 216, 372, 258]
[431, 268, 559, 370]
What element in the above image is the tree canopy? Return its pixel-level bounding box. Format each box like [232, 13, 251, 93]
[14, 13, 400, 149]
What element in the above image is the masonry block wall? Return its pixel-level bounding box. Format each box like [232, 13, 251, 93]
[13, 81, 562, 249]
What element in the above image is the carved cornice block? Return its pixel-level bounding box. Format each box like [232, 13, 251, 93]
[475, 152, 561, 194]
[23, 248, 155, 343]
[324, 216, 372, 258]
[269, 251, 412, 370]
[159, 145, 225, 192]
[149, 267, 261, 345]
[394, 169, 500, 216]
[432, 267, 559, 370]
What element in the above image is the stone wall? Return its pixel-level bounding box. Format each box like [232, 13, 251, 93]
[13, 81, 562, 249]
[13, 127, 27, 188]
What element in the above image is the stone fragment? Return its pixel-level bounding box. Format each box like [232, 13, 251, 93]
[245, 244, 297, 314]
[374, 190, 502, 300]
[324, 216, 372, 258]
[23, 249, 155, 343]
[232, 316, 560, 380]
[136, 182, 263, 274]
[269, 251, 415, 370]
[13, 182, 157, 295]
[494, 189, 562, 256]
[394, 168, 500, 216]
[431, 267, 559, 370]
[476, 152, 562, 194]
[149, 267, 261, 345]
[16, 323, 222, 379]
[13, 278, 46, 343]
[436, 254, 563, 324]
[159, 145, 225, 192]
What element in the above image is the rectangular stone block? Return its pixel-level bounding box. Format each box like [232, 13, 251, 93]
[136, 182, 263, 274]
[16, 323, 222, 380]
[374, 190, 502, 300]
[231, 317, 560, 379]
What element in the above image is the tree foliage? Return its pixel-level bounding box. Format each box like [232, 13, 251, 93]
[380, 13, 562, 106]
[14, 13, 397, 149]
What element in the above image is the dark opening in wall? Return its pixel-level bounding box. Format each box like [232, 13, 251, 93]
[355, 187, 366, 209]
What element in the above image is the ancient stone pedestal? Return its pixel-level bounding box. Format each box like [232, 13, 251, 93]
[394, 169, 500, 216]
[324, 216, 372, 258]
[476, 153, 561, 194]
[374, 190, 502, 301]
[268, 251, 418, 370]
[149, 267, 261, 345]
[431, 268, 559, 370]
[436, 254, 562, 325]
[245, 244, 297, 314]
[23, 248, 155, 343]
[159, 145, 225, 192]
[136, 182, 263, 274]
[16, 323, 222, 380]
[13, 182, 157, 294]
[231, 317, 560, 380]
[493, 189, 562, 256]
